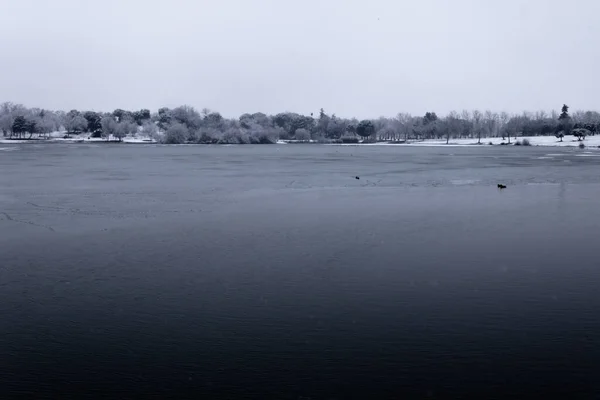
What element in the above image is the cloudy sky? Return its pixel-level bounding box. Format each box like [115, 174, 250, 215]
[0, 0, 598, 118]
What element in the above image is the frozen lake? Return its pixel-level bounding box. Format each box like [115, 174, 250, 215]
[2, 143, 600, 398]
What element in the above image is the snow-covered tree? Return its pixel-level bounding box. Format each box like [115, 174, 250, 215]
[63, 114, 88, 136]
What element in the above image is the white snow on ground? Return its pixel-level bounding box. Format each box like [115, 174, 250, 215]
[122, 137, 157, 143]
[0, 133, 157, 144]
[1, 133, 599, 147]
[350, 135, 600, 148]
[278, 140, 317, 144]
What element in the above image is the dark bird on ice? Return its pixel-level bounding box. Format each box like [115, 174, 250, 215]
[355, 176, 360, 180]
[497, 184, 506, 189]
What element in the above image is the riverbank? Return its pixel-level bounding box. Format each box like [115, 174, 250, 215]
[288, 135, 599, 147]
[0, 136, 157, 144]
[1, 134, 598, 147]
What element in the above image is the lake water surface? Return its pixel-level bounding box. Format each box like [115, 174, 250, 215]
[1, 144, 600, 399]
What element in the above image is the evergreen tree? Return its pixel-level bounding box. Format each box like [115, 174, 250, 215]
[557, 104, 573, 140]
[12, 116, 27, 138]
[25, 118, 37, 138]
[559, 104, 570, 120]
[356, 120, 375, 139]
[83, 111, 102, 134]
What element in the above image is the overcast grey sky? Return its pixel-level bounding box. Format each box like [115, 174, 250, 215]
[0, 0, 598, 118]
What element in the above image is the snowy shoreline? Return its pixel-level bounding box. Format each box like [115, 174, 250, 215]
[293, 135, 600, 148]
[1, 134, 599, 148]
[0, 136, 158, 145]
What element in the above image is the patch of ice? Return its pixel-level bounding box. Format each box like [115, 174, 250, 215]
[122, 137, 157, 144]
[0, 147, 18, 151]
[450, 179, 479, 185]
[0, 139, 29, 144]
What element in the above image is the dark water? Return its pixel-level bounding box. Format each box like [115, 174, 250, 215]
[2, 143, 600, 399]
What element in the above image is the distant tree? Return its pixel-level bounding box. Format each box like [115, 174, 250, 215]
[420, 112, 439, 140]
[472, 110, 483, 144]
[375, 118, 396, 141]
[251, 112, 270, 126]
[0, 114, 14, 137]
[63, 115, 88, 136]
[83, 111, 102, 135]
[112, 109, 126, 122]
[325, 117, 346, 139]
[316, 108, 331, 136]
[432, 118, 447, 141]
[12, 116, 27, 138]
[0, 102, 17, 136]
[294, 128, 311, 141]
[273, 112, 314, 137]
[356, 120, 375, 139]
[459, 110, 473, 138]
[36, 114, 58, 138]
[204, 112, 223, 128]
[583, 123, 597, 136]
[346, 123, 356, 135]
[157, 107, 171, 130]
[423, 112, 438, 125]
[114, 124, 126, 141]
[25, 118, 38, 139]
[484, 110, 498, 137]
[100, 116, 118, 140]
[559, 104, 570, 119]
[500, 112, 511, 143]
[66, 109, 80, 118]
[114, 120, 138, 141]
[248, 125, 280, 144]
[505, 116, 523, 142]
[445, 111, 461, 144]
[572, 128, 589, 141]
[171, 105, 202, 131]
[394, 113, 413, 142]
[558, 104, 573, 137]
[240, 112, 272, 132]
[133, 109, 151, 125]
[140, 121, 159, 139]
[165, 123, 189, 144]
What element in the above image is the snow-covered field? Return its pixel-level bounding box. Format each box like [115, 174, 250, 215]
[284, 135, 600, 147]
[0, 132, 157, 144]
[358, 135, 600, 148]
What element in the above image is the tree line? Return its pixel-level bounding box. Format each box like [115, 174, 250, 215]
[0, 102, 593, 144]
